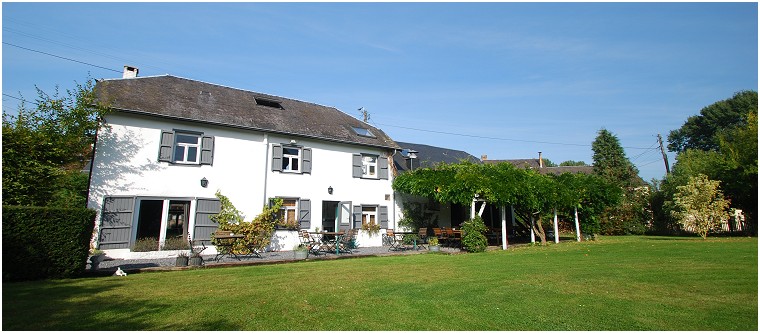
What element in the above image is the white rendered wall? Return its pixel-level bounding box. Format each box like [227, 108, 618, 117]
[88, 113, 394, 257]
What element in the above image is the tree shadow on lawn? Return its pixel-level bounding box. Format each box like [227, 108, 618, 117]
[2, 278, 240, 330]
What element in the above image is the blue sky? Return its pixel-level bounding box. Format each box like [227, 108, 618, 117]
[3, 2, 757, 182]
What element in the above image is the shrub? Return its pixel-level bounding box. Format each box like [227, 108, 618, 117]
[461, 216, 488, 253]
[2, 206, 96, 281]
[212, 192, 280, 254]
[132, 238, 159, 252]
[161, 236, 188, 250]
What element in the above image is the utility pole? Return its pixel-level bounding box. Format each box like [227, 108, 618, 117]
[358, 107, 370, 123]
[657, 134, 670, 174]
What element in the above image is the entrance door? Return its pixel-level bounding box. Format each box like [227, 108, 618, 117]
[166, 200, 190, 245]
[337, 201, 352, 231]
[322, 201, 339, 232]
[135, 200, 164, 251]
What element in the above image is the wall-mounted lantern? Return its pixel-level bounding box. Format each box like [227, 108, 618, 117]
[328, 186, 333, 195]
[200, 177, 209, 188]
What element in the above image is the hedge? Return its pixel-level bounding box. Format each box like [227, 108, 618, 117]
[3, 206, 96, 282]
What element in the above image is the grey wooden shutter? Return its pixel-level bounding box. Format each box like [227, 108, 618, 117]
[194, 198, 221, 244]
[353, 205, 362, 229]
[98, 196, 135, 249]
[379, 156, 389, 180]
[158, 130, 174, 162]
[352, 154, 363, 178]
[299, 199, 311, 229]
[200, 135, 214, 165]
[379, 206, 389, 229]
[272, 144, 283, 172]
[302, 148, 312, 174]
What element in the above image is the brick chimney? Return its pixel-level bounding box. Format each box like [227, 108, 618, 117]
[481, 154, 488, 161]
[123, 65, 139, 79]
[538, 151, 544, 168]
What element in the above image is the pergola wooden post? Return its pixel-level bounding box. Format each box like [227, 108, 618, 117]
[501, 206, 508, 250]
[553, 208, 559, 244]
[574, 207, 581, 242]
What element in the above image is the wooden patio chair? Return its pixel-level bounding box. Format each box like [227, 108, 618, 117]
[386, 229, 402, 251]
[417, 228, 429, 250]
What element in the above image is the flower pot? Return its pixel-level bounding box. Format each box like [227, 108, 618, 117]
[429, 245, 441, 252]
[189, 256, 204, 266]
[89, 254, 105, 270]
[294, 250, 308, 260]
[175, 256, 189, 267]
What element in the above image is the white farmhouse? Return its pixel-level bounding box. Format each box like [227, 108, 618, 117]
[88, 71, 400, 259]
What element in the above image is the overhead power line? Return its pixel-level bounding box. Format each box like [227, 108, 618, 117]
[375, 122, 657, 149]
[3, 42, 121, 73]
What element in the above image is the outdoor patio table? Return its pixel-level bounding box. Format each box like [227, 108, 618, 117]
[309, 231, 344, 255]
[393, 231, 419, 250]
[213, 233, 245, 261]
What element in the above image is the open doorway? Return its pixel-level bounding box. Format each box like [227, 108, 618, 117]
[322, 201, 339, 232]
[134, 199, 191, 251]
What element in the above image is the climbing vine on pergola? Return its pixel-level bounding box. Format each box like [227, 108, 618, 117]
[392, 161, 621, 244]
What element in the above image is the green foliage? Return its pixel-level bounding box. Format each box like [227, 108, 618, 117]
[2, 79, 109, 207]
[461, 216, 488, 253]
[599, 187, 651, 235]
[592, 128, 641, 187]
[428, 236, 439, 246]
[670, 174, 731, 239]
[654, 94, 758, 235]
[361, 219, 381, 236]
[212, 192, 281, 254]
[2, 206, 96, 281]
[398, 201, 438, 232]
[559, 160, 588, 166]
[668, 90, 758, 153]
[394, 161, 621, 242]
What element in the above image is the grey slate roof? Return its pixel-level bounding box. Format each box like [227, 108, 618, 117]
[394, 141, 480, 173]
[95, 75, 400, 150]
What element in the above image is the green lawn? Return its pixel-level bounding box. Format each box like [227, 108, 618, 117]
[3, 236, 757, 330]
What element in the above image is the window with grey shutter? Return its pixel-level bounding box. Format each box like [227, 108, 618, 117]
[299, 199, 311, 229]
[271, 144, 283, 172]
[353, 205, 362, 229]
[379, 157, 389, 180]
[194, 198, 221, 244]
[352, 154, 363, 178]
[158, 130, 174, 162]
[379, 206, 389, 229]
[98, 196, 135, 249]
[200, 135, 214, 165]
[302, 148, 312, 174]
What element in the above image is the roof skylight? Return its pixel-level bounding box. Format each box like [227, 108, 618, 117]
[255, 97, 283, 109]
[352, 126, 375, 138]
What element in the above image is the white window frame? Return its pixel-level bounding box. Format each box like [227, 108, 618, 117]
[279, 198, 299, 226]
[282, 146, 302, 173]
[362, 154, 378, 178]
[173, 133, 201, 164]
[362, 206, 378, 227]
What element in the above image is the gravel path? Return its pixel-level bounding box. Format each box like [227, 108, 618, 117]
[90, 245, 465, 274]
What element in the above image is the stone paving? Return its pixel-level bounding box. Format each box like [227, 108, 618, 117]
[90, 245, 466, 275]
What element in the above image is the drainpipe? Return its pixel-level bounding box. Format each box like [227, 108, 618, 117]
[262, 134, 269, 206]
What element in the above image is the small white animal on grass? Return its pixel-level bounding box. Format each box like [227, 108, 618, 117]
[114, 267, 127, 276]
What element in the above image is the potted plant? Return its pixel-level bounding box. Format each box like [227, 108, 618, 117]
[89, 249, 106, 270]
[428, 237, 440, 252]
[175, 252, 189, 267]
[188, 250, 204, 266]
[293, 244, 309, 260]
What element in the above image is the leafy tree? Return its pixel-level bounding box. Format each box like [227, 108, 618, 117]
[591, 128, 640, 188]
[670, 174, 731, 239]
[2, 79, 108, 207]
[211, 191, 281, 254]
[668, 90, 757, 153]
[559, 160, 588, 166]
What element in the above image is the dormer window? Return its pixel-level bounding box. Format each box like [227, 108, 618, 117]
[255, 97, 283, 109]
[352, 126, 375, 138]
